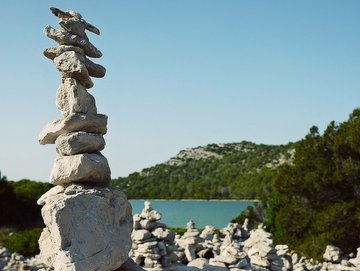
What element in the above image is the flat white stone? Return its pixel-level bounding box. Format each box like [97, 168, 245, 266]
[55, 131, 105, 155]
[38, 113, 107, 145]
[49, 153, 111, 185]
[43, 45, 85, 60]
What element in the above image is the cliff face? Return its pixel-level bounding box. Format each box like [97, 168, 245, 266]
[112, 141, 295, 200]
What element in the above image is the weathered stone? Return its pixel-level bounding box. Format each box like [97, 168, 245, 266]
[44, 25, 102, 58]
[165, 264, 201, 271]
[139, 219, 166, 231]
[208, 259, 227, 268]
[38, 113, 107, 145]
[275, 245, 289, 257]
[44, 45, 85, 60]
[56, 78, 97, 117]
[184, 244, 197, 262]
[85, 58, 106, 78]
[49, 153, 111, 185]
[59, 18, 87, 38]
[38, 185, 133, 271]
[132, 230, 152, 242]
[323, 245, 342, 263]
[55, 132, 105, 155]
[213, 255, 238, 265]
[200, 225, 215, 240]
[54, 51, 93, 88]
[152, 228, 176, 243]
[114, 258, 146, 271]
[249, 254, 270, 268]
[187, 258, 209, 269]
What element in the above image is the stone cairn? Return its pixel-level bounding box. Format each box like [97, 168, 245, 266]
[131, 201, 178, 270]
[37, 8, 133, 271]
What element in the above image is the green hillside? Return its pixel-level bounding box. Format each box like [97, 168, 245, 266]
[112, 141, 295, 199]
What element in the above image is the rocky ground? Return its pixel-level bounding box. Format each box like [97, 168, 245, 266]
[1, 201, 359, 271]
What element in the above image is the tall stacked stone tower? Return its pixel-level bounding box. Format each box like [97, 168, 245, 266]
[37, 8, 133, 271]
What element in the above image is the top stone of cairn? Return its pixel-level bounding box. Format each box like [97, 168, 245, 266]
[44, 7, 102, 58]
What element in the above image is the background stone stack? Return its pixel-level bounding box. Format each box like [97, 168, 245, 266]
[176, 220, 204, 263]
[131, 201, 178, 270]
[37, 8, 133, 271]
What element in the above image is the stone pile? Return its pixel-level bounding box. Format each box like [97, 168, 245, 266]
[0, 248, 45, 271]
[209, 223, 249, 270]
[37, 7, 133, 271]
[131, 201, 178, 270]
[176, 220, 204, 263]
[321, 245, 360, 271]
[242, 225, 290, 271]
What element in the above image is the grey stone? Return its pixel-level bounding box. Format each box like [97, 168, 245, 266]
[187, 258, 209, 269]
[55, 132, 105, 155]
[38, 113, 107, 145]
[44, 25, 102, 58]
[323, 245, 342, 263]
[152, 228, 176, 243]
[44, 45, 85, 60]
[56, 78, 97, 117]
[49, 153, 111, 185]
[59, 18, 87, 38]
[38, 185, 133, 271]
[113, 258, 147, 271]
[132, 230, 152, 242]
[85, 57, 106, 78]
[165, 263, 201, 271]
[54, 51, 93, 88]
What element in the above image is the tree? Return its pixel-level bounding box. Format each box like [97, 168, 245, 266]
[0, 170, 7, 182]
[266, 109, 360, 260]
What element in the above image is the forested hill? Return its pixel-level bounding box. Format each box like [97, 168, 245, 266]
[111, 141, 295, 199]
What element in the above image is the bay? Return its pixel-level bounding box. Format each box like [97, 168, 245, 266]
[129, 200, 254, 228]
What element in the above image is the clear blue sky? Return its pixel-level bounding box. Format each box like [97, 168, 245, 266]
[1, 1, 359, 181]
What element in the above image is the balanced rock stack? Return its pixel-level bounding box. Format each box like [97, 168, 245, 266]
[209, 223, 249, 270]
[131, 201, 178, 270]
[176, 220, 205, 263]
[37, 8, 133, 271]
[243, 225, 288, 271]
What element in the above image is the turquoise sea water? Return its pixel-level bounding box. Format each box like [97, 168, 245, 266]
[129, 200, 254, 228]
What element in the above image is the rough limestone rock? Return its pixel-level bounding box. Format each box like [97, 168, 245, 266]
[44, 25, 102, 58]
[44, 47, 106, 78]
[187, 258, 209, 269]
[49, 153, 111, 185]
[85, 57, 106, 78]
[55, 131, 105, 155]
[38, 184, 133, 271]
[38, 113, 107, 144]
[56, 78, 97, 117]
[44, 45, 85, 59]
[59, 17, 88, 38]
[54, 51, 93, 88]
[323, 245, 342, 263]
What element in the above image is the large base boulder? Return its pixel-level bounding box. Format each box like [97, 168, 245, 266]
[37, 184, 133, 271]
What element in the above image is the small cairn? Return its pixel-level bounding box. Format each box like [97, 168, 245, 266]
[209, 223, 249, 270]
[37, 8, 133, 271]
[131, 201, 178, 270]
[176, 220, 204, 263]
[243, 224, 288, 271]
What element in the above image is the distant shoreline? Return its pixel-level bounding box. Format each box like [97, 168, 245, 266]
[129, 199, 259, 202]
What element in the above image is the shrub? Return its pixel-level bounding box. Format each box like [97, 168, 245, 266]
[3, 228, 42, 256]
